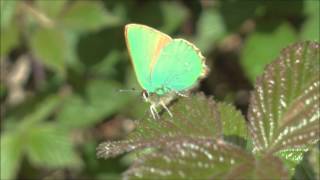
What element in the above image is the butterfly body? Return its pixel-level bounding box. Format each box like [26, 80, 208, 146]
[125, 23, 208, 119]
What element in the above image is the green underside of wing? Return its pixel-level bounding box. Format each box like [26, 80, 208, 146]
[150, 39, 204, 94]
[126, 25, 169, 91]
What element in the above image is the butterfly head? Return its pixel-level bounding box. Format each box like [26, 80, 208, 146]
[141, 89, 150, 102]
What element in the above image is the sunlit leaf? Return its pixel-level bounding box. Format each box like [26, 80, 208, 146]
[241, 23, 298, 82]
[35, 0, 66, 19]
[0, 133, 23, 180]
[248, 41, 319, 155]
[57, 80, 128, 128]
[97, 94, 222, 159]
[220, 1, 261, 31]
[25, 123, 82, 168]
[160, 1, 187, 33]
[61, 1, 121, 32]
[30, 28, 66, 74]
[0, 0, 17, 29]
[195, 8, 226, 53]
[0, 21, 19, 56]
[4, 95, 60, 131]
[301, 1, 320, 41]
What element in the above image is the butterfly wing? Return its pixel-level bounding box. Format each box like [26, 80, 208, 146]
[125, 24, 172, 91]
[150, 39, 207, 95]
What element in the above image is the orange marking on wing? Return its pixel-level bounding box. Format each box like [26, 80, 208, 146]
[149, 36, 171, 73]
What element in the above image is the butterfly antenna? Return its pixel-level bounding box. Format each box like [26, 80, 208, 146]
[117, 88, 140, 93]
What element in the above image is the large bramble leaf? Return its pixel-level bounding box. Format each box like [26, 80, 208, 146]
[97, 94, 288, 179]
[248, 42, 320, 171]
[217, 102, 248, 140]
[123, 138, 253, 179]
[97, 94, 222, 158]
[124, 139, 288, 180]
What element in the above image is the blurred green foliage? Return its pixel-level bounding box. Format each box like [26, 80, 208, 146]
[0, 0, 319, 179]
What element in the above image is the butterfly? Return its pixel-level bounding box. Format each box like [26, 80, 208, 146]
[125, 23, 208, 119]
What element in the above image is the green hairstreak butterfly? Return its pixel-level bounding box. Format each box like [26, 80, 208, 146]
[125, 23, 208, 119]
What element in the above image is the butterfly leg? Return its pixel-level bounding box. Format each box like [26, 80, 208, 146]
[160, 101, 173, 117]
[175, 91, 188, 97]
[150, 104, 160, 119]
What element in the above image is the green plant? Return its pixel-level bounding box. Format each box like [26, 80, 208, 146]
[97, 41, 319, 179]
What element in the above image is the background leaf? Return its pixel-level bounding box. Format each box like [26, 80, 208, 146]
[0, 133, 23, 180]
[0, 21, 19, 56]
[30, 28, 66, 74]
[0, 0, 17, 29]
[25, 123, 82, 168]
[34, 0, 66, 19]
[56, 80, 129, 129]
[195, 8, 226, 53]
[61, 1, 120, 32]
[241, 23, 298, 82]
[301, 0, 320, 41]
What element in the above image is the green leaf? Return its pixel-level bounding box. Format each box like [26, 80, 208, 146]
[241, 23, 298, 82]
[25, 123, 82, 168]
[17, 95, 60, 131]
[217, 102, 248, 141]
[195, 8, 226, 53]
[0, 133, 23, 180]
[123, 139, 288, 180]
[98, 94, 291, 179]
[0, 0, 17, 29]
[35, 0, 66, 19]
[4, 94, 60, 131]
[57, 80, 128, 128]
[61, 1, 120, 32]
[124, 138, 254, 179]
[30, 28, 66, 74]
[97, 94, 222, 158]
[248, 42, 320, 166]
[301, 15, 320, 41]
[97, 94, 223, 159]
[308, 146, 320, 178]
[220, 1, 261, 31]
[160, 1, 187, 33]
[0, 21, 19, 56]
[301, 1, 320, 41]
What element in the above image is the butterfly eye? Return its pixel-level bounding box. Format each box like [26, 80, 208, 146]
[142, 90, 149, 100]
